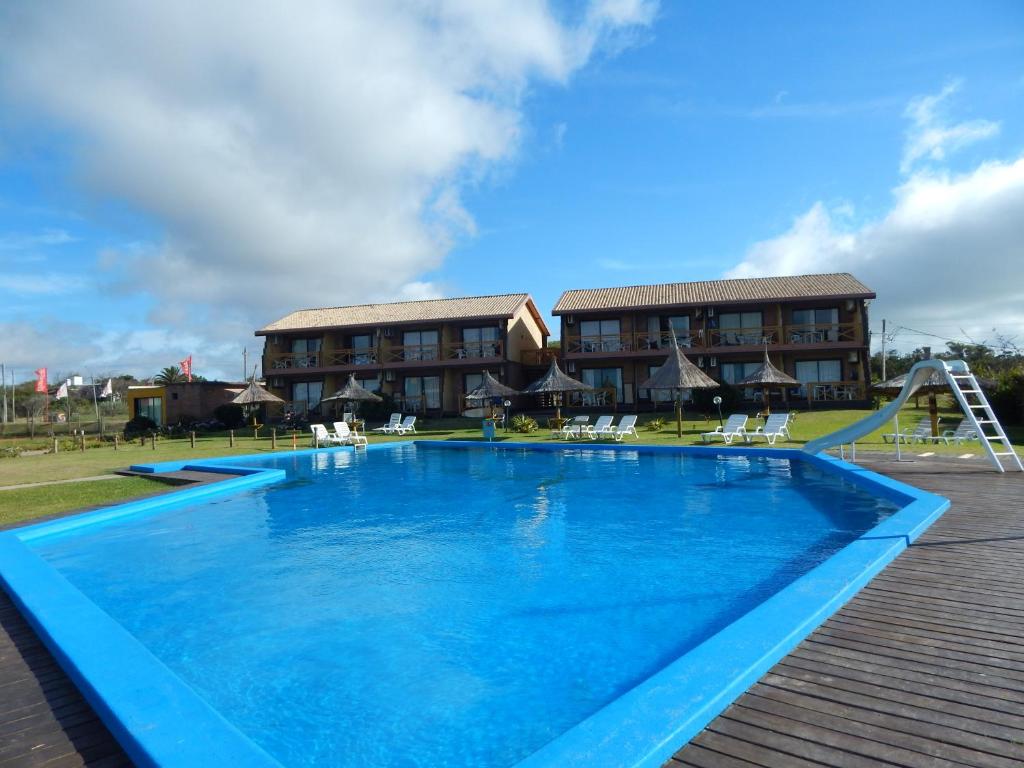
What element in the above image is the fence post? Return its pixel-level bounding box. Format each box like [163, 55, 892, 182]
[229, 430, 235, 448]
[114, 435, 119, 451]
[151, 434, 156, 450]
[80, 432, 85, 452]
[53, 437, 58, 454]
[271, 429, 277, 449]
[190, 431, 196, 449]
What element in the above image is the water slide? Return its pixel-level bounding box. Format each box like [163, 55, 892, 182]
[802, 359, 962, 455]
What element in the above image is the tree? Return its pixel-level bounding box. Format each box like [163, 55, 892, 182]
[154, 365, 187, 384]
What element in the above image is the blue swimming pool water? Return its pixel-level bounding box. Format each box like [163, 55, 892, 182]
[31, 444, 899, 767]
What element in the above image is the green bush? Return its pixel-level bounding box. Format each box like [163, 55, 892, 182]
[510, 414, 539, 433]
[213, 403, 246, 429]
[990, 369, 1024, 425]
[124, 415, 158, 438]
[644, 417, 666, 432]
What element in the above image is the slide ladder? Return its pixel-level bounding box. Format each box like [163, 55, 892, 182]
[803, 359, 1022, 473]
[947, 368, 1023, 474]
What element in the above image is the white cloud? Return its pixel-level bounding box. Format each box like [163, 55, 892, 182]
[728, 156, 1024, 350]
[901, 79, 999, 173]
[0, 229, 76, 250]
[0, 273, 90, 296]
[0, 1, 656, 355]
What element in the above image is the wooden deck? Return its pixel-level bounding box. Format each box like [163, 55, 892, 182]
[0, 455, 1020, 767]
[670, 456, 1024, 768]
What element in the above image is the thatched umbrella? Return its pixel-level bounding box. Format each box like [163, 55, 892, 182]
[738, 347, 799, 415]
[521, 359, 592, 422]
[873, 369, 995, 438]
[232, 378, 284, 426]
[639, 337, 719, 437]
[464, 371, 518, 419]
[322, 373, 383, 416]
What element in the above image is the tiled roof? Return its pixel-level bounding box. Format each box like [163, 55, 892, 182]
[258, 293, 545, 334]
[553, 273, 874, 314]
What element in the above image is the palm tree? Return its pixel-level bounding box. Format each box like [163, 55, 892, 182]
[154, 365, 187, 385]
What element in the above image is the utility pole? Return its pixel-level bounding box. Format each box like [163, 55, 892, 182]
[243, 347, 248, 382]
[1, 363, 6, 423]
[880, 319, 887, 381]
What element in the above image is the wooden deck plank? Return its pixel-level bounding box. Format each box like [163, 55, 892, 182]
[670, 456, 1024, 767]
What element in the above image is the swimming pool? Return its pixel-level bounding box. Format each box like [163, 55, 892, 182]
[0, 442, 948, 768]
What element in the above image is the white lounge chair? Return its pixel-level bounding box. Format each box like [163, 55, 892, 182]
[558, 415, 590, 439]
[745, 413, 792, 445]
[882, 418, 931, 444]
[392, 415, 417, 435]
[310, 424, 344, 446]
[607, 414, 639, 442]
[373, 413, 402, 433]
[701, 414, 748, 444]
[935, 418, 978, 445]
[579, 415, 614, 440]
[342, 411, 355, 423]
[333, 421, 367, 446]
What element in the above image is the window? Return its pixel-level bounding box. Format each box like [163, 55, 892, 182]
[290, 337, 321, 367]
[790, 308, 840, 343]
[720, 361, 764, 400]
[404, 376, 441, 410]
[350, 334, 376, 365]
[464, 372, 483, 395]
[718, 312, 763, 346]
[794, 359, 842, 396]
[643, 317, 663, 349]
[134, 397, 162, 426]
[579, 319, 621, 352]
[668, 316, 691, 347]
[403, 330, 439, 361]
[461, 327, 500, 358]
[638, 365, 674, 402]
[355, 375, 380, 392]
[581, 367, 624, 403]
[291, 380, 324, 411]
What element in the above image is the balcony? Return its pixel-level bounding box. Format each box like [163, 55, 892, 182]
[324, 348, 379, 366]
[708, 326, 781, 347]
[384, 340, 504, 364]
[785, 322, 857, 345]
[267, 352, 321, 370]
[521, 348, 560, 366]
[565, 331, 698, 355]
[804, 380, 866, 402]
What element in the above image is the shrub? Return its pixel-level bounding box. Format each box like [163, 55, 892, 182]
[124, 415, 157, 438]
[0, 446, 19, 459]
[644, 417, 666, 432]
[990, 369, 1024, 425]
[213, 403, 246, 429]
[510, 414, 538, 433]
[359, 392, 399, 424]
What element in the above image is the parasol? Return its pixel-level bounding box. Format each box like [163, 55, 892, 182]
[874, 368, 995, 438]
[737, 345, 799, 415]
[232, 377, 284, 427]
[321, 373, 383, 416]
[521, 359, 592, 422]
[464, 371, 519, 419]
[639, 336, 718, 437]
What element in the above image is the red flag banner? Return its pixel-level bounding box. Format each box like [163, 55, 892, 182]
[34, 367, 48, 393]
[179, 355, 193, 383]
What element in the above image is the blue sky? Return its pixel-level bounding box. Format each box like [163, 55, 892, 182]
[1, 1, 1022, 380]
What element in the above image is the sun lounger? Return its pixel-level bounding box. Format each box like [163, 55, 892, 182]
[881, 418, 931, 444]
[701, 414, 748, 444]
[392, 415, 417, 435]
[373, 413, 402, 433]
[606, 414, 638, 442]
[579, 415, 614, 440]
[745, 413, 792, 446]
[333, 421, 367, 446]
[935, 418, 978, 445]
[557, 416, 590, 439]
[310, 424, 344, 446]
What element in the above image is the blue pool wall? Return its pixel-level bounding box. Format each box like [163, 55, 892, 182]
[0, 441, 948, 768]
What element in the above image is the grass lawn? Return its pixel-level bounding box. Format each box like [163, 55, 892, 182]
[0, 476, 165, 527]
[0, 402, 1019, 526]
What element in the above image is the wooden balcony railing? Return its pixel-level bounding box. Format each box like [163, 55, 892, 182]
[384, 341, 504, 363]
[324, 348, 378, 366]
[565, 331, 699, 354]
[708, 326, 781, 347]
[803, 380, 865, 402]
[784, 322, 858, 345]
[267, 352, 321, 369]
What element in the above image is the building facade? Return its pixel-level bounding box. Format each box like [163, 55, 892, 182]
[126, 382, 246, 427]
[257, 294, 551, 417]
[553, 273, 875, 408]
